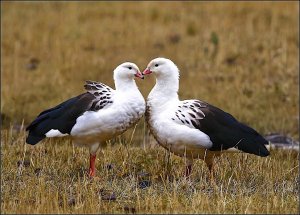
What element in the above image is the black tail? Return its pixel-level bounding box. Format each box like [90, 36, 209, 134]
[235, 135, 270, 157]
[25, 93, 94, 145]
[26, 113, 49, 145]
[234, 122, 270, 157]
[26, 133, 46, 145]
[200, 102, 270, 157]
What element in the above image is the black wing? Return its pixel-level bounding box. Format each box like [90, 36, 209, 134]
[178, 100, 270, 157]
[26, 80, 115, 145]
[26, 93, 95, 145]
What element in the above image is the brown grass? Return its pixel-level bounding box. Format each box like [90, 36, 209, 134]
[1, 1, 299, 214]
[1, 128, 299, 214]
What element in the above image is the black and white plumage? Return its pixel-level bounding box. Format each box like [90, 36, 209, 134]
[26, 62, 145, 177]
[143, 57, 269, 177]
[171, 100, 269, 155]
[26, 81, 114, 144]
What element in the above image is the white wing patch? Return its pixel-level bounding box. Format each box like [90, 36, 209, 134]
[171, 100, 207, 129]
[84, 80, 115, 111]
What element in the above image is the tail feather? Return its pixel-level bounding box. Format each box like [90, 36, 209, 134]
[25, 109, 52, 145]
[26, 115, 49, 145]
[25, 93, 94, 145]
[26, 134, 45, 145]
[235, 134, 270, 157]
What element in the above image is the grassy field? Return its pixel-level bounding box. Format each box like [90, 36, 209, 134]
[1, 1, 299, 214]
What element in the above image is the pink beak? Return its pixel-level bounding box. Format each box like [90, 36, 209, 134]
[142, 68, 152, 75]
[134, 71, 144, 79]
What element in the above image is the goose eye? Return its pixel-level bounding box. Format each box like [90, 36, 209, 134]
[155, 64, 158, 67]
[128, 67, 132, 70]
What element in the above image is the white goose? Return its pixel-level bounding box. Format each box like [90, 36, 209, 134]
[26, 62, 145, 177]
[142, 57, 269, 177]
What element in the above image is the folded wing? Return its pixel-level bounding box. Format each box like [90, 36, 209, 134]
[172, 100, 269, 157]
[26, 80, 115, 145]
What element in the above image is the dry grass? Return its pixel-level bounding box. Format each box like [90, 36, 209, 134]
[1, 128, 299, 214]
[1, 1, 299, 214]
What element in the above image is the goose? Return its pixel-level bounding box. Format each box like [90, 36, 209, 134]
[26, 62, 146, 177]
[142, 57, 269, 178]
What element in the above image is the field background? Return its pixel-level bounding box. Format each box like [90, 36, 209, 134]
[1, 1, 299, 214]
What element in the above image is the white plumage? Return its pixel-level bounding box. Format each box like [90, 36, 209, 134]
[143, 57, 269, 178]
[26, 62, 145, 177]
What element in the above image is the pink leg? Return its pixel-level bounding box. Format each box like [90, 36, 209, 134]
[89, 154, 96, 177]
